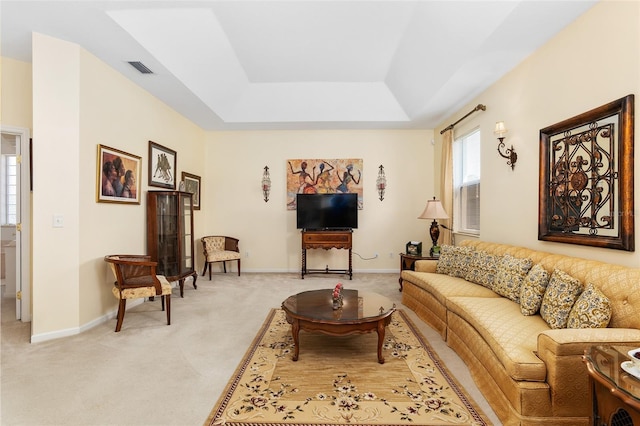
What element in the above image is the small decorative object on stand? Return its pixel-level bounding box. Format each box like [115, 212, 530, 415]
[406, 241, 422, 256]
[332, 283, 344, 310]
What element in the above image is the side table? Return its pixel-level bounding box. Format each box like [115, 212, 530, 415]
[398, 252, 438, 292]
[583, 345, 640, 426]
[301, 229, 353, 280]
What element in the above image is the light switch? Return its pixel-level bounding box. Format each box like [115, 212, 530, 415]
[53, 215, 64, 228]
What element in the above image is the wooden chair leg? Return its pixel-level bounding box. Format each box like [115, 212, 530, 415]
[161, 294, 165, 311]
[209, 262, 212, 280]
[223, 261, 227, 273]
[237, 259, 241, 276]
[115, 299, 126, 332]
[202, 262, 208, 277]
[165, 295, 171, 326]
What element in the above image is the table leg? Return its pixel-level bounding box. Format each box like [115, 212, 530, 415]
[376, 320, 386, 364]
[399, 255, 403, 291]
[291, 319, 300, 361]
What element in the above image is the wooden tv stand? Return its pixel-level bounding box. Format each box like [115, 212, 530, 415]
[301, 229, 353, 280]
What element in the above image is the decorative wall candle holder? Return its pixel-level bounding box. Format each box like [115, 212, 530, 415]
[262, 165, 271, 202]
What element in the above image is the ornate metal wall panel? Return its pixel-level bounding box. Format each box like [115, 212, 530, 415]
[539, 95, 634, 251]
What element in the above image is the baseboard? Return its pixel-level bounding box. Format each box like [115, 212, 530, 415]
[30, 298, 144, 343]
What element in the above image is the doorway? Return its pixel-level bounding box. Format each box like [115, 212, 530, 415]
[1, 126, 31, 326]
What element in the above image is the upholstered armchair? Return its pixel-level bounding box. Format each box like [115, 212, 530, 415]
[201, 236, 241, 280]
[104, 255, 172, 332]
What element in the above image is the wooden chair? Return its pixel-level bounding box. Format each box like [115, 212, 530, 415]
[201, 236, 241, 280]
[104, 255, 172, 332]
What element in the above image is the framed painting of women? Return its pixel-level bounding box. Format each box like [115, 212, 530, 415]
[96, 144, 141, 204]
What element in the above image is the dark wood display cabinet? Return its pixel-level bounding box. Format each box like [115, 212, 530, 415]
[147, 191, 198, 297]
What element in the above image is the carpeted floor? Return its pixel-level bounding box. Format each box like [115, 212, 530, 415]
[1, 272, 500, 425]
[206, 308, 491, 425]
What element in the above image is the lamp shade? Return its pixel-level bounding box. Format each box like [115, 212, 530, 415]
[418, 197, 449, 220]
[494, 121, 508, 137]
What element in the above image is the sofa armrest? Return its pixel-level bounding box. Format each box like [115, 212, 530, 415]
[538, 328, 640, 357]
[536, 328, 640, 416]
[414, 260, 438, 273]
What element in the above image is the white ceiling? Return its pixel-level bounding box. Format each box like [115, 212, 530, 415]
[1, 1, 597, 131]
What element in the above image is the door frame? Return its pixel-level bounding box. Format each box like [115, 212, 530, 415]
[1, 125, 31, 322]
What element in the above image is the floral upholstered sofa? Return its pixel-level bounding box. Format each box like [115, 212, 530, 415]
[400, 240, 640, 425]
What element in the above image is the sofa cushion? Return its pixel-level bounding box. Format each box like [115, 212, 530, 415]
[540, 270, 583, 329]
[464, 250, 501, 289]
[520, 264, 550, 315]
[493, 254, 533, 303]
[401, 270, 500, 305]
[447, 296, 549, 382]
[459, 240, 640, 330]
[567, 283, 612, 328]
[435, 245, 474, 278]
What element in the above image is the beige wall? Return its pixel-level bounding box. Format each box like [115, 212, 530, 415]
[202, 130, 434, 272]
[32, 33, 81, 337]
[30, 33, 205, 340]
[1, 57, 33, 129]
[78, 41, 206, 332]
[433, 0, 640, 267]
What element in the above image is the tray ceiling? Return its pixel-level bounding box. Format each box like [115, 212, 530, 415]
[1, 1, 596, 130]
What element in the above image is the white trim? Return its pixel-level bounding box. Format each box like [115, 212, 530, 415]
[30, 299, 145, 343]
[0, 125, 31, 322]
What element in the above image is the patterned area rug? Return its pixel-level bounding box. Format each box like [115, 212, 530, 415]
[205, 309, 491, 426]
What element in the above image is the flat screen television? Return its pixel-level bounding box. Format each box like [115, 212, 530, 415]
[296, 193, 358, 230]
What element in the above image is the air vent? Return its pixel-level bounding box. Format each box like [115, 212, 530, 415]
[128, 61, 153, 74]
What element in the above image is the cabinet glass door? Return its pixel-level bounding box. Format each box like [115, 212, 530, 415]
[181, 193, 193, 271]
[157, 194, 179, 277]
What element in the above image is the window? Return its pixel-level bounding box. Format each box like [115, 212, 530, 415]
[2, 154, 17, 225]
[453, 129, 480, 234]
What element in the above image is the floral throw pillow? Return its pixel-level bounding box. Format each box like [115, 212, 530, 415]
[465, 250, 501, 289]
[540, 270, 583, 329]
[519, 264, 550, 316]
[567, 283, 611, 328]
[436, 245, 474, 278]
[493, 254, 533, 303]
[435, 245, 456, 276]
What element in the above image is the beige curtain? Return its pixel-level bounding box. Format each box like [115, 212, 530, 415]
[439, 129, 454, 246]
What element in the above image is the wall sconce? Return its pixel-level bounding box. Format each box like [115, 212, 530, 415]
[262, 165, 271, 202]
[376, 165, 387, 201]
[494, 121, 517, 170]
[418, 197, 449, 256]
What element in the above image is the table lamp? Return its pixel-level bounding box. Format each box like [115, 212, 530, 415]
[418, 197, 449, 256]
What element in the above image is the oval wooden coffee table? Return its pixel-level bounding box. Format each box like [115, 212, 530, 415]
[281, 289, 396, 364]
